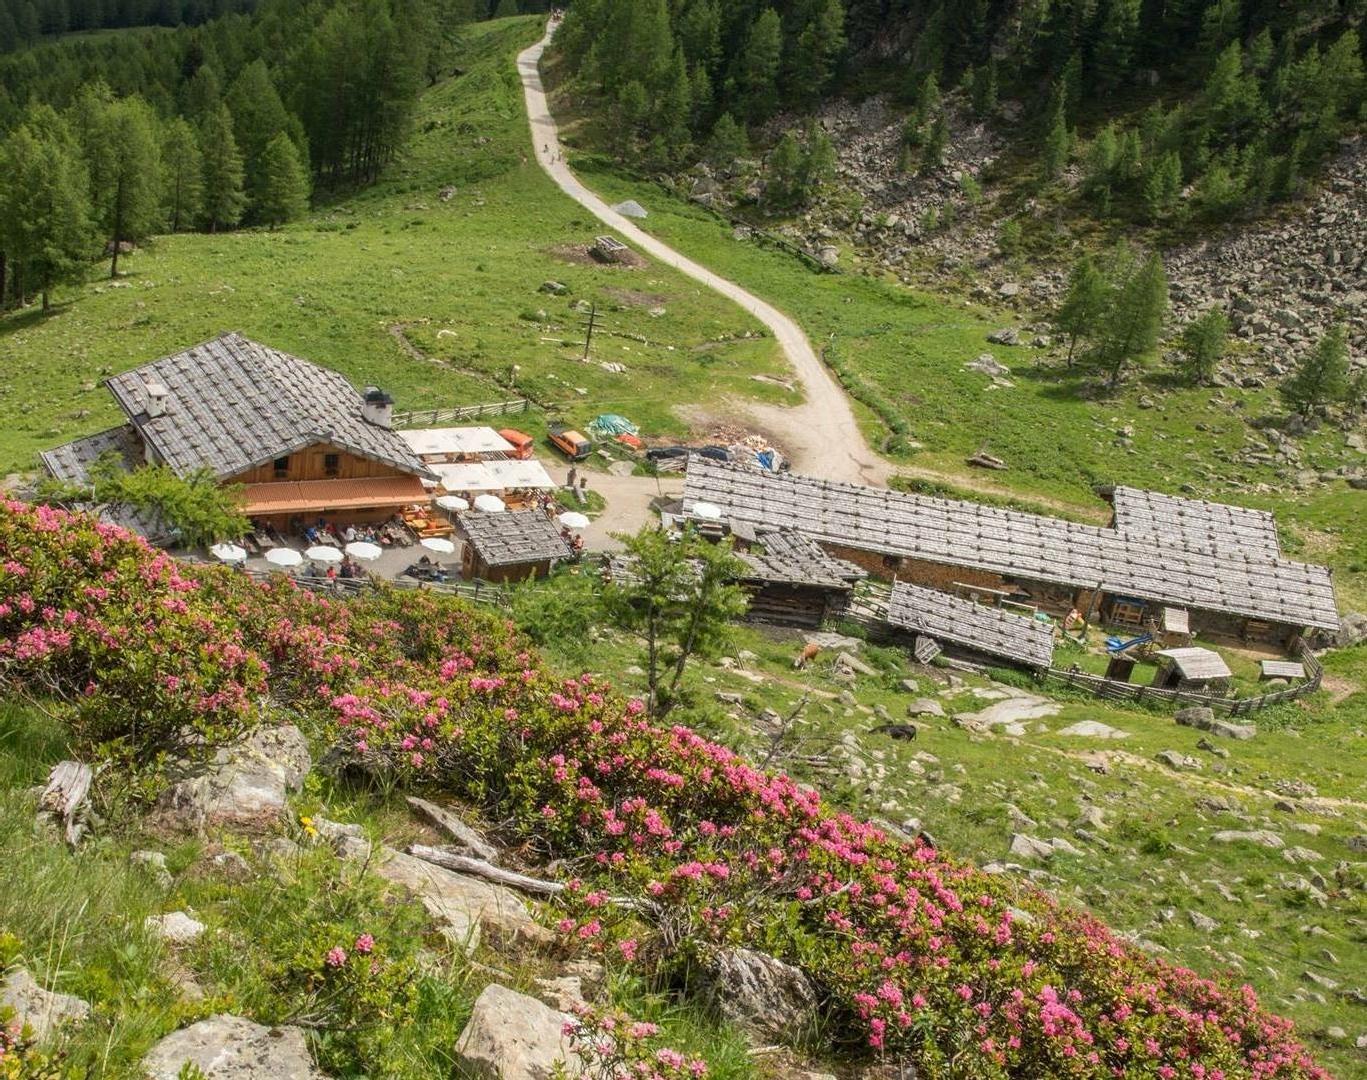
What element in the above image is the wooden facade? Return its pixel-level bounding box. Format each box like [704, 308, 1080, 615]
[231, 443, 405, 486]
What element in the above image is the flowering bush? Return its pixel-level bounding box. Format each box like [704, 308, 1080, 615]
[0, 499, 1330, 1078]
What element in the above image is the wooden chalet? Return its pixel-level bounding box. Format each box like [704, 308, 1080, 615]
[460, 510, 571, 582]
[885, 579, 1056, 670]
[41, 333, 437, 531]
[681, 458, 1339, 646]
[734, 527, 866, 627]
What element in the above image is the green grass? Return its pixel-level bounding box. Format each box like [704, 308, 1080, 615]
[0, 17, 791, 482]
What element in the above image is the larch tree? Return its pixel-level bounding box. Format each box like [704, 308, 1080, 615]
[0, 118, 94, 311]
[256, 130, 310, 227]
[704, 112, 748, 170]
[87, 95, 162, 278]
[1093, 252, 1168, 386]
[790, 0, 846, 107]
[1055, 255, 1108, 367]
[199, 103, 246, 232]
[733, 7, 781, 124]
[225, 59, 296, 219]
[1175, 308, 1229, 385]
[1281, 324, 1350, 419]
[161, 117, 203, 232]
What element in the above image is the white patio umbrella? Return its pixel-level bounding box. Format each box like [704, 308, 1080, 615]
[305, 545, 343, 563]
[265, 547, 303, 567]
[557, 511, 590, 530]
[473, 494, 506, 513]
[210, 542, 247, 563]
[421, 537, 456, 555]
[435, 494, 469, 512]
[345, 541, 383, 561]
[691, 501, 723, 521]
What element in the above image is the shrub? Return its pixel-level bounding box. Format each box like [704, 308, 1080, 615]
[0, 500, 1330, 1078]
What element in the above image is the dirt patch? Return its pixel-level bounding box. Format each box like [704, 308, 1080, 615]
[603, 286, 667, 308]
[544, 243, 649, 270]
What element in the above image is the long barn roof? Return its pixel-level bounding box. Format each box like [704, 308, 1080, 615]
[682, 459, 1338, 631]
[1109, 486, 1283, 558]
[886, 580, 1056, 668]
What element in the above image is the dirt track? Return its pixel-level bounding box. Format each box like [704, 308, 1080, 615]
[517, 26, 889, 487]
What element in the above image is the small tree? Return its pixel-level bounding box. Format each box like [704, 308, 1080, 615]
[764, 130, 805, 209]
[1143, 150, 1183, 220]
[1281, 324, 1350, 419]
[1041, 103, 1069, 180]
[704, 113, 748, 171]
[919, 113, 948, 175]
[200, 103, 246, 232]
[603, 526, 748, 720]
[1175, 308, 1229, 385]
[1092, 252, 1168, 386]
[256, 132, 310, 227]
[801, 125, 836, 193]
[161, 117, 203, 233]
[88, 96, 162, 277]
[1055, 255, 1108, 367]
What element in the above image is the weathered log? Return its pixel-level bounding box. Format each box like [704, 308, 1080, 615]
[39, 761, 92, 846]
[406, 845, 565, 897]
[405, 797, 499, 862]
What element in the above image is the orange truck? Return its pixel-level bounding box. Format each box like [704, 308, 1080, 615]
[547, 422, 593, 461]
[498, 428, 535, 460]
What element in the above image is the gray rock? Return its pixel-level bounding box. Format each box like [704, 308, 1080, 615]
[1175, 707, 1256, 740]
[1008, 834, 1054, 860]
[1282, 846, 1323, 864]
[1057, 720, 1129, 739]
[906, 698, 945, 718]
[986, 327, 1019, 345]
[155, 725, 311, 831]
[1212, 829, 1285, 849]
[142, 1014, 326, 1079]
[705, 948, 817, 1043]
[1188, 910, 1219, 933]
[834, 651, 877, 676]
[611, 199, 648, 220]
[0, 968, 91, 1041]
[455, 983, 584, 1079]
[131, 850, 173, 888]
[211, 851, 252, 880]
[374, 848, 553, 955]
[313, 818, 371, 862]
[1156, 750, 1202, 771]
[146, 911, 206, 945]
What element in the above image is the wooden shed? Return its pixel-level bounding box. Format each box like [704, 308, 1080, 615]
[1150, 647, 1232, 692]
[734, 528, 866, 628]
[460, 510, 572, 583]
[884, 579, 1056, 671]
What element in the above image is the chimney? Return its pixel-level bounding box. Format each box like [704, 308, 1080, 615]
[145, 381, 170, 419]
[362, 386, 394, 429]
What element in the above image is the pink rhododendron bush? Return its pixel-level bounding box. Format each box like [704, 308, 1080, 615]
[0, 500, 1330, 1078]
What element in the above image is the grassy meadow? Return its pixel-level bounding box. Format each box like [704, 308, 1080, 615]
[0, 17, 790, 481]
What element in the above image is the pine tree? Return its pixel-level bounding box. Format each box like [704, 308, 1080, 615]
[920, 113, 948, 175]
[1093, 0, 1140, 92]
[225, 59, 295, 217]
[85, 96, 162, 277]
[704, 112, 748, 171]
[493, 0, 518, 16]
[1142, 150, 1183, 220]
[790, 0, 846, 106]
[0, 120, 93, 311]
[161, 117, 203, 232]
[200, 103, 245, 232]
[1055, 255, 1108, 367]
[734, 8, 782, 124]
[1093, 252, 1168, 386]
[801, 124, 836, 193]
[654, 49, 693, 162]
[914, 72, 941, 125]
[970, 57, 998, 117]
[256, 131, 310, 227]
[1041, 104, 1070, 180]
[1281, 324, 1350, 419]
[1176, 308, 1229, 384]
[765, 130, 805, 209]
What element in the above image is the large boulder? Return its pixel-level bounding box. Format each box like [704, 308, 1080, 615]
[1331, 611, 1367, 649]
[155, 725, 311, 831]
[1175, 706, 1256, 740]
[142, 1015, 326, 1079]
[0, 969, 90, 1041]
[454, 983, 585, 1080]
[1212, 829, 1285, 849]
[373, 848, 553, 955]
[704, 948, 817, 1043]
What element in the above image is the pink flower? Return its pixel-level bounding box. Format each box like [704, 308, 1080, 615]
[325, 947, 347, 968]
[354, 934, 375, 954]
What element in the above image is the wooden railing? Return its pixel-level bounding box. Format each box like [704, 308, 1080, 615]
[390, 399, 542, 429]
[1041, 644, 1323, 716]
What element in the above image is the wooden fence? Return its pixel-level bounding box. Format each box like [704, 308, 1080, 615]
[391, 399, 541, 429]
[1041, 644, 1323, 716]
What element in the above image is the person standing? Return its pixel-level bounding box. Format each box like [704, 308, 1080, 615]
[567, 465, 578, 489]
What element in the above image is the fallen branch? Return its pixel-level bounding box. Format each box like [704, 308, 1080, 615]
[406, 845, 565, 896]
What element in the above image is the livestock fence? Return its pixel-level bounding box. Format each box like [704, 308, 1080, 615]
[1041, 644, 1323, 716]
[391, 399, 545, 429]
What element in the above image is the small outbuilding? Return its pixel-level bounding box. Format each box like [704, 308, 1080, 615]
[1149, 647, 1232, 692]
[884, 579, 1056, 671]
[735, 528, 866, 627]
[459, 510, 572, 583]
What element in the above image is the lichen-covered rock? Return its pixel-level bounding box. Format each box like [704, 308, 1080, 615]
[705, 947, 817, 1043]
[374, 848, 553, 954]
[142, 1014, 327, 1079]
[454, 983, 584, 1079]
[1175, 707, 1256, 740]
[155, 725, 311, 831]
[0, 968, 90, 1041]
[146, 911, 206, 945]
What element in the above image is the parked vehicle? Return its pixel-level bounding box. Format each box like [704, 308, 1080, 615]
[498, 428, 535, 460]
[646, 445, 730, 463]
[548, 422, 593, 460]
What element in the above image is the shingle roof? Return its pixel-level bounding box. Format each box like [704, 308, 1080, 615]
[103, 333, 434, 482]
[886, 580, 1056, 668]
[1155, 647, 1232, 680]
[40, 425, 143, 484]
[738, 528, 866, 589]
[1110, 486, 1282, 558]
[682, 458, 1339, 631]
[462, 510, 572, 567]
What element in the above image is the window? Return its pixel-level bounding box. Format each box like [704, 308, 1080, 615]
[273, 456, 290, 478]
[323, 453, 340, 477]
[881, 554, 900, 571]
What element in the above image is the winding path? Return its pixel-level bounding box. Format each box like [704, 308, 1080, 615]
[517, 25, 889, 487]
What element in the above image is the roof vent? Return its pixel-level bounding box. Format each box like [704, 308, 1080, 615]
[362, 386, 394, 430]
[145, 381, 170, 419]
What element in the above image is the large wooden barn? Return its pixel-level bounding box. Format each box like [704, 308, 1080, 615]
[41, 333, 437, 530]
[681, 458, 1339, 647]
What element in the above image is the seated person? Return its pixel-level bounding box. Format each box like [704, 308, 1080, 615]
[304, 524, 321, 544]
[343, 524, 358, 543]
